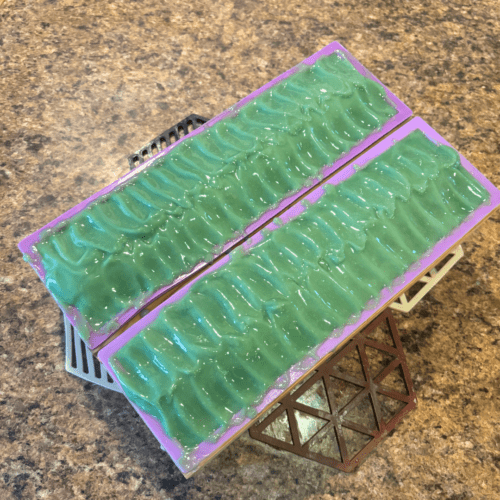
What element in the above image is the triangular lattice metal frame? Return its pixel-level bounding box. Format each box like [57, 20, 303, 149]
[249, 309, 417, 472]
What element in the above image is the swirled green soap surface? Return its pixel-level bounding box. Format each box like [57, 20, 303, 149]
[109, 130, 489, 453]
[34, 51, 397, 341]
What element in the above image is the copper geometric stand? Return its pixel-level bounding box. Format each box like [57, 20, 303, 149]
[249, 309, 417, 472]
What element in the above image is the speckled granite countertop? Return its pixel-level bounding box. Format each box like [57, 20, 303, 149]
[1, 0, 500, 498]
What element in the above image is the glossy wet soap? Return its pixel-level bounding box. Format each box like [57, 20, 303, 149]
[109, 130, 490, 460]
[32, 51, 397, 343]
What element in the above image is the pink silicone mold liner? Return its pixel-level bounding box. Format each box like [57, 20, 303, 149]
[18, 41, 411, 350]
[98, 117, 500, 475]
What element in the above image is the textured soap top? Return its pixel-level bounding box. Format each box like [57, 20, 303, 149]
[108, 130, 490, 470]
[26, 50, 398, 345]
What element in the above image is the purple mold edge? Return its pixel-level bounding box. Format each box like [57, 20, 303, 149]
[98, 116, 500, 475]
[18, 39, 411, 350]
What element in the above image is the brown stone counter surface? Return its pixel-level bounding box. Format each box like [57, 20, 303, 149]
[1, 0, 499, 498]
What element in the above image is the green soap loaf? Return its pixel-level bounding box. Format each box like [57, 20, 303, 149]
[109, 129, 490, 451]
[33, 51, 397, 340]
